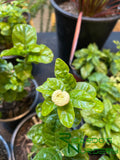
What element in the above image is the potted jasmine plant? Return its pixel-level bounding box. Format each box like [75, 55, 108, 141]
[11, 58, 104, 160]
[0, 0, 30, 51]
[50, 0, 120, 64]
[0, 24, 53, 122]
[71, 43, 119, 80]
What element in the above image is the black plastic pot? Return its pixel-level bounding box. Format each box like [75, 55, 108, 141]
[0, 79, 39, 123]
[50, 0, 120, 64]
[11, 112, 37, 160]
[0, 135, 11, 160]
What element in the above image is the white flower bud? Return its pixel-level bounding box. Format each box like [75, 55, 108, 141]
[52, 90, 70, 107]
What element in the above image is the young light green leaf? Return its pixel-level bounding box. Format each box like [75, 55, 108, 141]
[57, 102, 75, 128]
[41, 98, 57, 116]
[80, 63, 94, 79]
[75, 82, 96, 98]
[27, 44, 53, 64]
[70, 90, 95, 109]
[12, 24, 37, 48]
[33, 148, 62, 160]
[27, 124, 45, 145]
[55, 58, 76, 91]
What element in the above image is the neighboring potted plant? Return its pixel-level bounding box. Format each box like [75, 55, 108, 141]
[50, 0, 120, 64]
[0, 135, 11, 160]
[80, 98, 120, 160]
[0, 0, 30, 51]
[88, 72, 120, 103]
[11, 58, 105, 160]
[71, 43, 119, 80]
[0, 24, 53, 122]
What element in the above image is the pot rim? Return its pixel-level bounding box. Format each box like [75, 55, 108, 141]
[0, 135, 11, 160]
[11, 112, 36, 160]
[0, 79, 39, 122]
[50, 0, 120, 22]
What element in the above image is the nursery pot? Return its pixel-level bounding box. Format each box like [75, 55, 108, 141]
[50, 0, 120, 64]
[0, 79, 39, 123]
[11, 112, 40, 160]
[0, 135, 11, 160]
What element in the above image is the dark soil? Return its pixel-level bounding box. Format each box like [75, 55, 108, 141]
[14, 115, 41, 160]
[0, 140, 8, 160]
[59, 1, 78, 16]
[0, 80, 36, 119]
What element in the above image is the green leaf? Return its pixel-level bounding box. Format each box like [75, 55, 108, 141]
[12, 24, 37, 48]
[36, 81, 53, 97]
[61, 129, 84, 157]
[0, 48, 21, 57]
[55, 58, 76, 91]
[27, 124, 45, 145]
[100, 83, 120, 102]
[98, 155, 110, 160]
[63, 152, 89, 160]
[81, 108, 105, 128]
[15, 62, 32, 80]
[75, 82, 96, 98]
[80, 124, 105, 150]
[88, 72, 109, 84]
[92, 57, 107, 74]
[72, 108, 82, 128]
[57, 102, 75, 128]
[41, 99, 57, 116]
[0, 22, 11, 35]
[47, 78, 65, 91]
[80, 63, 94, 79]
[70, 89, 95, 109]
[93, 98, 104, 113]
[33, 148, 62, 160]
[72, 57, 85, 69]
[27, 44, 53, 64]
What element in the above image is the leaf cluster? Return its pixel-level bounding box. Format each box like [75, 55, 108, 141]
[27, 108, 89, 160]
[0, 1, 28, 49]
[0, 58, 31, 102]
[88, 72, 120, 103]
[72, 43, 118, 80]
[36, 58, 103, 128]
[0, 24, 53, 64]
[80, 99, 120, 159]
[0, 24, 53, 103]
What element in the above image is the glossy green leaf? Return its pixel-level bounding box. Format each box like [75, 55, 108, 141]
[36, 81, 53, 97]
[0, 22, 11, 35]
[81, 108, 105, 128]
[70, 89, 95, 109]
[33, 148, 62, 160]
[72, 57, 85, 69]
[80, 124, 105, 150]
[12, 24, 37, 48]
[80, 63, 94, 79]
[0, 48, 21, 57]
[55, 58, 76, 91]
[27, 44, 53, 64]
[57, 102, 75, 128]
[75, 82, 96, 98]
[41, 98, 57, 116]
[27, 124, 45, 145]
[98, 155, 110, 160]
[15, 62, 32, 81]
[47, 78, 65, 91]
[88, 72, 109, 84]
[72, 108, 82, 128]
